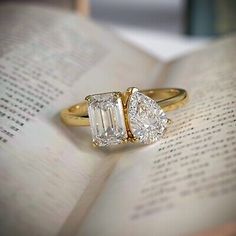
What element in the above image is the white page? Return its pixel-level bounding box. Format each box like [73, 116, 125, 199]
[78, 37, 236, 236]
[0, 4, 162, 236]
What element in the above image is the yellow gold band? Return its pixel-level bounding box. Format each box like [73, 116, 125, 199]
[60, 88, 188, 127]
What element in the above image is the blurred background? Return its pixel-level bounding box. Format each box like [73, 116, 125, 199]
[1, 0, 236, 60]
[90, 0, 236, 60]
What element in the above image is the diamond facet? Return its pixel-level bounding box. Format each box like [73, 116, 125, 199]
[128, 91, 168, 144]
[87, 92, 127, 146]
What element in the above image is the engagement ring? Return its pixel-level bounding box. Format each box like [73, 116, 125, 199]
[60, 87, 188, 147]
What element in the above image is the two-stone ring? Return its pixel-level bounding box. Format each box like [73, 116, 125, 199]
[60, 87, 188, 147]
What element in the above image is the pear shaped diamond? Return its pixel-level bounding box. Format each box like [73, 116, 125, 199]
[128, 91, 168, 144]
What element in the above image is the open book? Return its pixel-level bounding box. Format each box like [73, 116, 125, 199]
[0, 4, 236, 236]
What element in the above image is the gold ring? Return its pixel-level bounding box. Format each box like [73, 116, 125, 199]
[60, 87, 188, 147]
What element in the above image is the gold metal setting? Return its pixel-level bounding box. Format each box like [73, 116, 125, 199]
[60, 87, 188, 146]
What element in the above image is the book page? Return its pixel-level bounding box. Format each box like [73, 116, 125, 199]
[78, 36, 236, 236]
[0, 4, 162, 236]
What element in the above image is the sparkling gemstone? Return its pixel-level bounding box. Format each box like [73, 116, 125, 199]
[128, 91, 168, 144]
[87, 92, 127, 146]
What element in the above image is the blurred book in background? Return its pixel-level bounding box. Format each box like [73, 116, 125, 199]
[185, 0, 236, 36]
[0, 0, 90, 15]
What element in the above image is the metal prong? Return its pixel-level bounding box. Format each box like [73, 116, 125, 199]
[85, 95, 92, 102]
[113, 92, 122, 98]
[92, 140, 98, 147]
[122, 138, 128, 144]
[167, 118, 173, 125]
[127, 87, 139, 94]
[130, 137, 139, 143]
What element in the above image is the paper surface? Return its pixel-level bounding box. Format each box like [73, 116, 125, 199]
[0, 4, 161, 236]
[78, 37, 236, 236]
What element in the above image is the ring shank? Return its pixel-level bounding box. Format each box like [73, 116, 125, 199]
[142, 88, 188, 112]
[60, 88, 188, 126]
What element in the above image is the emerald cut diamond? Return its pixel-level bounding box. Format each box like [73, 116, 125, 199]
[128, 91, 168, 144]
[86, 92, 127, 146]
